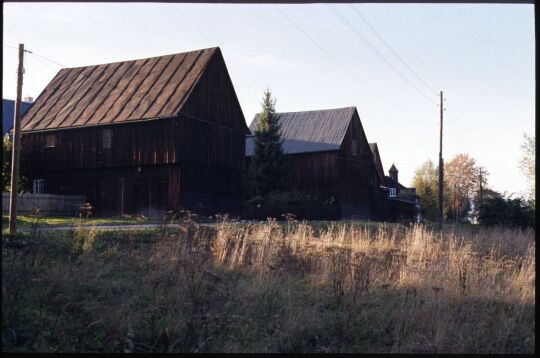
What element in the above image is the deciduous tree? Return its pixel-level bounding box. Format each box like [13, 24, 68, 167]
[444, 153, 478, 222]
[2, 135, 30, 193]
[519, 133, 535, 203]
[411, 159, 439, 221]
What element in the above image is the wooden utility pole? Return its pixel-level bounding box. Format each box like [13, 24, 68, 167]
[8, 43, 25, 234]
[438, 91, 444, 230]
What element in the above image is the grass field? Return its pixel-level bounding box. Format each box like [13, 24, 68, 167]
[1, 217, 535, 353]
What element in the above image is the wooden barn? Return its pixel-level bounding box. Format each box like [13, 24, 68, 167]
[369, 144, 420, 222]
[369, 142, 391, 220]
[246, 107, 377, 219]
[20, 47, 250, 216]
[384, 164, 421, 222]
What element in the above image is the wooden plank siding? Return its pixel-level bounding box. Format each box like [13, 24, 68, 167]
[21, 47, 249, 216]
[23, 115, 245, 215]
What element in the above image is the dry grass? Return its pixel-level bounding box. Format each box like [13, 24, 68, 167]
[2, 218, 535, 353]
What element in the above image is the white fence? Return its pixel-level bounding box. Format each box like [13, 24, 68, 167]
[2, 192, 86, 215]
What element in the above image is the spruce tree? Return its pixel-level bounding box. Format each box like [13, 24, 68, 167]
[247, 89, 288, 199]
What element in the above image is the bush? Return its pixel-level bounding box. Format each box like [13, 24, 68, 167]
[479, 194, 535, 229]
[245, 190, 334, 207]
[246, 196, 266, 205]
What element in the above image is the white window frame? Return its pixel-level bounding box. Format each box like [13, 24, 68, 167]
[33, 179, 44, 194]
[389, 188, 397, 197]
[103, 128, 112, 149]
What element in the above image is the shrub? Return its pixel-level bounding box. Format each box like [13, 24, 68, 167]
[478, 194, 535, 229]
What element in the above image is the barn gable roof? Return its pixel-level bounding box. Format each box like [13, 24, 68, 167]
[369, 143, 385, 182]
[246, 106, 356, 156]
[20, 47, 223, 132]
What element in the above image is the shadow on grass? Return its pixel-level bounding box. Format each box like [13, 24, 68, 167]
[1, 223, 535, 353]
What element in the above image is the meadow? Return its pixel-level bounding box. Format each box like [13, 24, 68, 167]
[1, 215, 535, 353]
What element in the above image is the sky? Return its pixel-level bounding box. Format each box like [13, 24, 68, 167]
[2, 3, 535, 196]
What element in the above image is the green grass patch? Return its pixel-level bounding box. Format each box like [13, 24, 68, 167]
[2, 214, 161, 230]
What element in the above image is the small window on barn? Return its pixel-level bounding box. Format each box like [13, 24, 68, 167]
[389, 188, 396, 197]
[45, 134, 56, 148]
[103, 129, 112, 149]
[33, 179, 44, 194]
[351, 139, 358, 156]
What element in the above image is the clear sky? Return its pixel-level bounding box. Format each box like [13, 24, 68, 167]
[2, 3, 535, 196]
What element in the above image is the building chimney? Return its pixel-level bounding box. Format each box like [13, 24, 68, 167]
[23, 96, 33, 103]
[389, 164, 398, 183]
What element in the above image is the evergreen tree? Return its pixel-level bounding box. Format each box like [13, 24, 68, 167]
[246, 89, 288, 198]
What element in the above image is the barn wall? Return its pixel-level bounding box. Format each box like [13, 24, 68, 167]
[245, 149, 375, 219]
[337, 111, 375, 218]
[180, 49, 248, 134]
[286, 151, 341, 200]
[22, 118, 180, 171]
[22, 115, 246, 215]
[33, 163, 243, 216]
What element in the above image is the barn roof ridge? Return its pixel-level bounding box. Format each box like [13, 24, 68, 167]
[61, 47, 220, 69]
[252, 105, 357, 119]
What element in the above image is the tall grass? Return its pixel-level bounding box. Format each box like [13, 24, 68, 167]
[2, 218, 534, 353]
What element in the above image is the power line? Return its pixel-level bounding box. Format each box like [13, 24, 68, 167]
[26, 51, 66, 67]
[273, 5, 436, 126]
[3, 44, 66, 67]
[350, 5, 439, 96]
[327, 4, 438, 106]
[272, 5, 402, 110]
[27, 52, 58, 71]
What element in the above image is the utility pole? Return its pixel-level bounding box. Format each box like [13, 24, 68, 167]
[8, 43, 25, 234]
[438, 91, 444, 230]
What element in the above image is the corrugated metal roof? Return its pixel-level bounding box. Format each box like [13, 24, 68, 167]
[20, 47, 218, 132]
[246, 107, 356, 156]
[3, 99, 32, 135]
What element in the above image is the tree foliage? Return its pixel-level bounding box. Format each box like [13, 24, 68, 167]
[519, 133, 535, 202]
[2, 136, 30, 193]
[444, 153, 479, 222]
[411, 159, 439, 221]
[246, 89, 288, 199]
[479, 192, 535, 229]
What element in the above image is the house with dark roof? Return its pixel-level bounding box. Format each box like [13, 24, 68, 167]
[385, 164, 420, 222]
[367, 142, 420, 222]
[3, 99, 33, 136]
[246, 107, 378, 219]
[20, 47, 250, 215]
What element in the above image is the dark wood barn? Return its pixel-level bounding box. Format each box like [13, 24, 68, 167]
[384, 164, 420, 222]
[246, 107, 377, 219]
[369, 144, 420, 222]
[369, 142, 390, 220]
[20, 47, 250, 216]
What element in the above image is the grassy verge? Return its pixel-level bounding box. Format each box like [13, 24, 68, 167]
[2, 214, 160, 230]
[2, 219, 535, 353]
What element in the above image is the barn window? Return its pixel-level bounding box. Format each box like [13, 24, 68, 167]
[45, 134, 56, 148]
[351, 139, 358, 156]
[389, 188, 396, 197]
[103, 129, 112, 149]
[33, 179, 44, 194]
